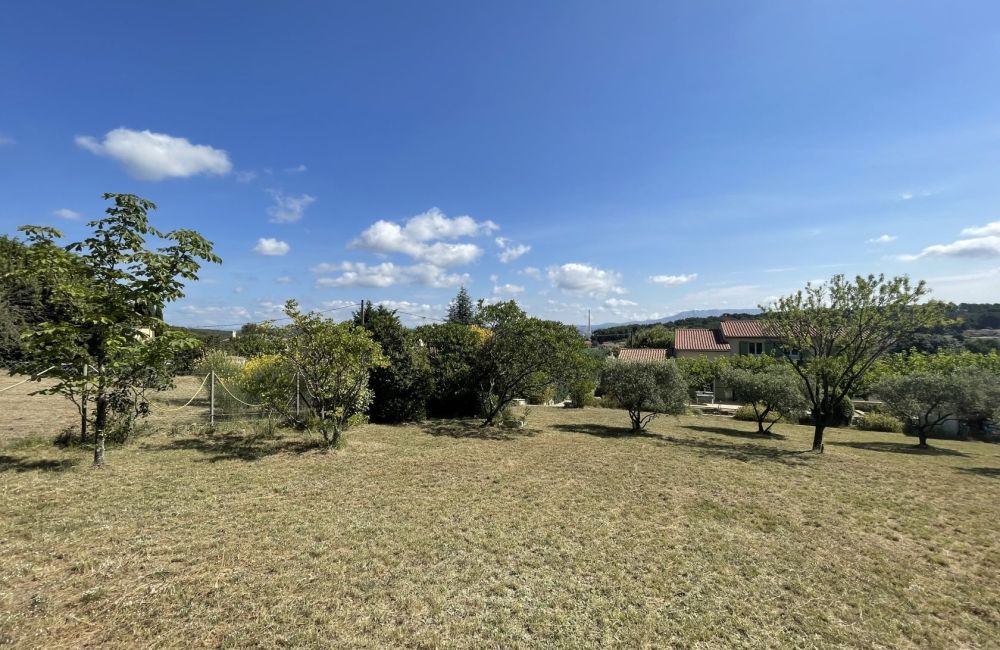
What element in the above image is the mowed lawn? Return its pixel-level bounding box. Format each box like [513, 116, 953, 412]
[1, 393, 999, 648]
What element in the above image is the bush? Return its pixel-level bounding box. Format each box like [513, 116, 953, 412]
[857, 412, 904, 433]
[195, 350, 244, 380]
[568, 379, 596, 408]
[799, 398, 855, 427]
[599, 359, 688, 431]
[525, 382, 556, 405]
[734, 403, 782, 423]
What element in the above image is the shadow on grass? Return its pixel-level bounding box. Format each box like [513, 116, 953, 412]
[656, 436, 814, 466]
[150, 432, 321, 462]
[550, 423, 662, 439]
[423, 419, 533, 440]
[956, 467, 1000, 478]
[0, 454, 80, 473]
[829, 441, 969, 457]
[683, 424, 787, 441]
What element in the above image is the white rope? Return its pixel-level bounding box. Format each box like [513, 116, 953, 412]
[215, 376, 263, 408]
[0, 366, 58, 393]
[159, 373, 211, 412]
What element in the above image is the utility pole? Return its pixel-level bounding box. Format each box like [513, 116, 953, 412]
[360, 299, 366, 326]
[587, 309, 592, 344]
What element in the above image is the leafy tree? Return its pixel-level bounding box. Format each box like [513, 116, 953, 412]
[721, 364, 806, 433]
[234, 322, 287, 358]
[282, 300, 387, 448]
[416, 322, 485, 418]
[446, 285, 475, 325]
[238, 354, 296, 419]
[632, 324, 675, 349]
[599, 359, 688, 431]
[353, 303, 433, 423]
[876, 371, 1000, 447]
[762, 274, 949, 452]
[473, 301, 588, 426]
[13, 194, 220, 466]
[675, 356, 724, 395]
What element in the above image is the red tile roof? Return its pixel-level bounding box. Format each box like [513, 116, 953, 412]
[720, 320, 771, 339]
[618, 348, 669, 361]
[674, 329, 731, 352]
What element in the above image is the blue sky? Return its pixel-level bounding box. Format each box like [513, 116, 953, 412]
[2, 1, 1000, 328]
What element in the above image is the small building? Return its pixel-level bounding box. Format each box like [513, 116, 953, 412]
[673, 329, 731, 359]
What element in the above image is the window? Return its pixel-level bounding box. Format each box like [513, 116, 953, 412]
[739, 341, 764, 355]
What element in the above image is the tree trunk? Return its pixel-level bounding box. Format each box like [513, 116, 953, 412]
[811, 422, 825, 452]
[757, 419, 766, 433]
[630, 410, 642, 431]
[80, 400, 88, 444]
[93, 393, 107, 467]
[917, 430, 929, 448]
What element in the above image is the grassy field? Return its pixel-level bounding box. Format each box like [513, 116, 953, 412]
[1, 385, 999, 648]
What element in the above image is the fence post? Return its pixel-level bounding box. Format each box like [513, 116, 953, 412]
[295, 373, 301, 417]
[80, 363, 88, 443]
[210, 370, 215, 427]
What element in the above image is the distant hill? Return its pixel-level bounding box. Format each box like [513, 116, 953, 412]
[582, 309, 760, 339]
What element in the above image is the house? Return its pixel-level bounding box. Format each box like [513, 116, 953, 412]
[617, 348, 669, 362]
[675, 320, 787, 400]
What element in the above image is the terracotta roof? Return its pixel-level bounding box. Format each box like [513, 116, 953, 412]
[674, 329, 731, 352]
[618, 348, 669, 361]
[720, 320, 771, 339]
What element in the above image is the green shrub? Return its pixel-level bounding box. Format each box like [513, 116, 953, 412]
[733, 403, 782, 423]
[195, 350, 244, 380]
[525, 383, 556, 405]
[568, 379, 596, 408]
[857, 412, 904, 433]
[799, 398, 855, 426]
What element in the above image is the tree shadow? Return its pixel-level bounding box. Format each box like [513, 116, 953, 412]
[956, 467, 1000, 479]
[422, 419, 533, 440]
[829, 441, 969, 457]
[149, 431, 321, 462]
[550, 423, 663, 439]
[0, 454, 80, 473]
[656, 436, 815, 466]
[684, 424, 787, 441]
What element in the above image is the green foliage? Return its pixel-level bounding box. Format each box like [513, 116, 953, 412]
[195, 350, 244, 380]
[524, 377, 557, 405]
[734, 404, 782, 423]
[631, 324, 674, 349]
[234, 322, 287, 358]
[282, 300, 388, 447]
[474, 300, 589, 425]
[599, 359, 689, 431]
[417, 322, 484, 418]
[446, 285, 475, 325]
[763, 273, 950, 451]
[675, 356, 725, 393]
[12, 194, 220, 465]
[238, 354, 296, 417]
[721, 364, 806, 433]
[856, 412, 904, 433]
[354, 304, 433, 423]
[569, 379, 597, 407]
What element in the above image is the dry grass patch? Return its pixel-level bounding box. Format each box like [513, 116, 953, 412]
[1, 403, 998, 648]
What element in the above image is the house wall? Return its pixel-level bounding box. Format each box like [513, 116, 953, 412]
[674, 350, 730, 360]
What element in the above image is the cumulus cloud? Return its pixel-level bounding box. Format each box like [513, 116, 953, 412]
[53, 208, 81, 220]
[253, 237, 290, 256]
[548, 263, 625, 295]
[493, 283, 525, 295]
[274, 276, 293, 284]
[0, 134, 14, 146]
[284, 164, 307, 173]
[900, 236, 1000, 260]
[495, 237, 530, 263]
[520, 266, 542, 280]
[649, 273, 697, 286]
[351, 208, 498, 267]
[604, 298, 638, 307]
[314, 261, 468, 289]
[235, 170, 257, 183]
[961, 221, 1000, 237]
[74, 128, 232, 180]
[867, 234, 897, 244]
[267, 190, 316, 223]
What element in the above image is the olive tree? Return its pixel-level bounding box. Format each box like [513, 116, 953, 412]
[13, 194, 219, 466]
[721, 364, 806, 433]
[762, 274, 949, 452]
[282, 300, 387, 448]
[599, 359, 688, 431]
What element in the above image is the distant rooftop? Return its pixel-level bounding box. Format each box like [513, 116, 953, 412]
[618, 348, 669, 361]
[674, 329, 731, 352]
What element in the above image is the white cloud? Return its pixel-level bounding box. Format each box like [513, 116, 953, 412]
[284, 164, 307, 173]
[253, 237, 290, 256]
[0, 134, 14, 146]
[520, 266, 542, 280]
[493, 283, 525, 295]
[274, 276, 293, 284]
[961, 221, 1000, 237]
[267, 190, 316, 224]
[867, 234, 897, 244]
[547, 263, 625, 296]
[495, 237, 531, 263]
[314, 261, 468, 289]
[351, 208, 497, 267]
[649, 273, 697, 286]
[235, 170, 257, 183]
[900, 236, 1000, 261]
[74, 128, 232, 180]
[53, 208, 81, 220]
[604, 298, 638, 307]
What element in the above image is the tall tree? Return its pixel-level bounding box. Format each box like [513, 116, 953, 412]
[762, 274, 949, 452]
[14, 193, 220, 466]
[447, 286, 475, 325]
